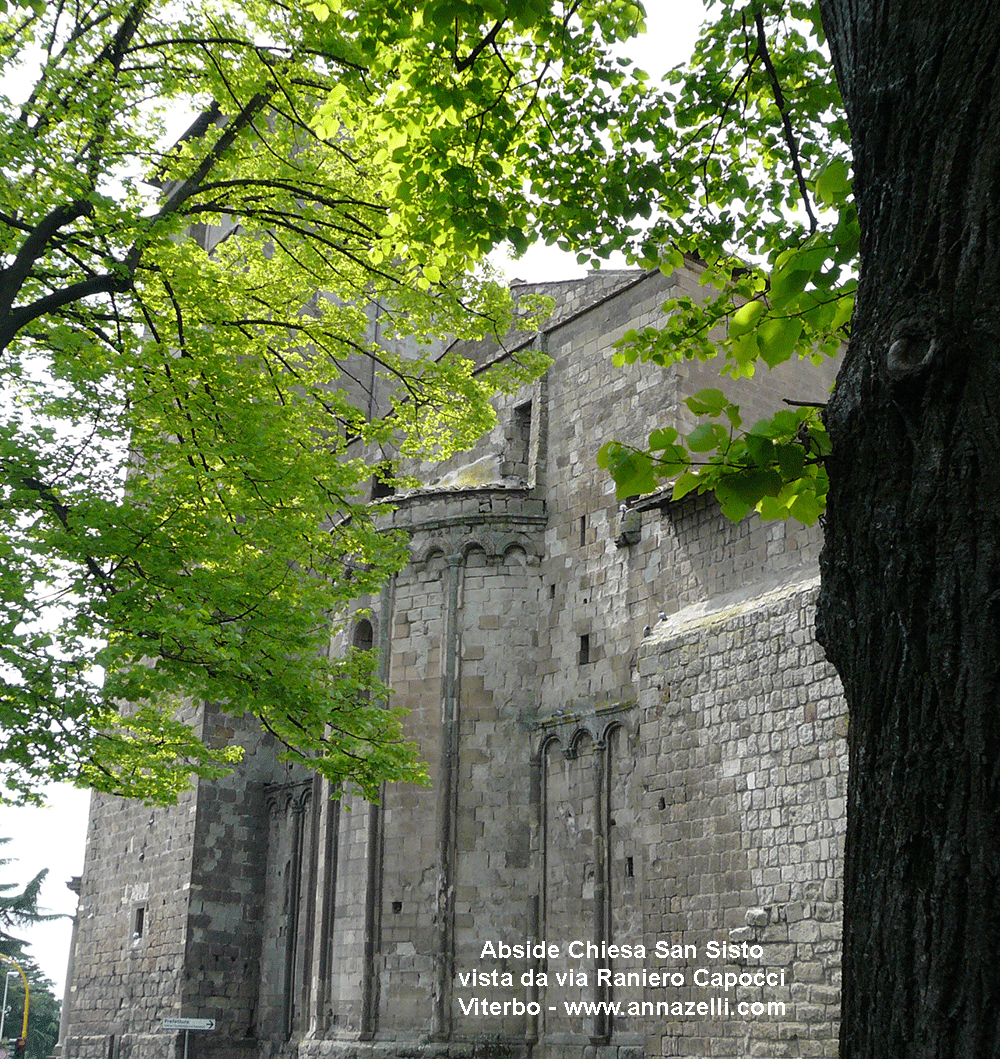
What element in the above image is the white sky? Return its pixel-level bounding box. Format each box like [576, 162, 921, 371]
[1, 0, 709, 995]
[2, 788, 91, 994]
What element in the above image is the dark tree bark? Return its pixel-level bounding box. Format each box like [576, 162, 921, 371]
[816, 2, 1000, 1055]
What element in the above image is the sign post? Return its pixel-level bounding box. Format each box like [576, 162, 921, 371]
[162, 1017, 215, 1059]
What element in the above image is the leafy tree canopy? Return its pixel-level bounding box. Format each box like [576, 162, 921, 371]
[8, 956, 61, 1059]
[307, 0, 654, 265]
[586, 0, 853, 524]
[0, 959, 61, 1059]
[0, 0, 852, 804]
[304, 0, 853, 524]
[0, 0, 591, 805]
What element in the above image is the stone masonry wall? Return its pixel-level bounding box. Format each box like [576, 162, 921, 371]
[636, 578, 845, 1058]
[63, 265, 847, 1059]
[183, 704, 278, 1057]
[64, 789, 197, 1059]
[534, 269, 835, 725]
[451, 545, 539, 1040]
[376, 552, 448, 1037]
[63, 708, 291, 1059]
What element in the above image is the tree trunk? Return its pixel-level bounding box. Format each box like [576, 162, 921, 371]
[816, 2, 1000, 1055]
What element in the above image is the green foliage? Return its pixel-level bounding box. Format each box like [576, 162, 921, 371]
[0, 0, 561, 804]
[308, 0, 653, 269]
[0, 839, 58, 958]
[0, 0, 852, 802]
[0, 955, 60, 1059]
[312, 0, 852, 526]
[0, 839, 63, 1058]
[598, 387, 829, 523]
[20, 962, 60, 1059]
[592, 1, 854, 521]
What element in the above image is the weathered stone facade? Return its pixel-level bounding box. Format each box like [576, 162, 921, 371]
[61, 267, 846, 1059]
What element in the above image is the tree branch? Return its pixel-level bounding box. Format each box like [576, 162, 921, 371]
[1, 263, 134, 351]
[5, 470, 110, 585]
[752, 6, 818, 233]
[454, 18, 508, 73]
[0, 201, 95, 314]
[154, 88, 276, 219]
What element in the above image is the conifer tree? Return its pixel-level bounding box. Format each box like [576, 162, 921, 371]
[0, 839, 54, 958]
[0, 840, 60, 1059]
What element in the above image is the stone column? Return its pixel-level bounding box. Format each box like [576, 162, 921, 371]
[283, 798, 306, 1039]
[360, 579, 394, 1040]
[313, 784, 341, 1032]
[431, 552, 463, 1040]
[590, 738, 610, 1045]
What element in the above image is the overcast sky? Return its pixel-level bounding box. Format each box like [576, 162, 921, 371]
[0, 0, 709, 995]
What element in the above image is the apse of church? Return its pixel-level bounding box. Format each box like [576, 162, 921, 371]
[59, 268, 846, 1059]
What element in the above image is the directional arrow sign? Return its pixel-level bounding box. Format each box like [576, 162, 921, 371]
[163, 1019, 215, 1031]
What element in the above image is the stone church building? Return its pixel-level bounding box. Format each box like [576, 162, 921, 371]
[59, 266, 846, 1059]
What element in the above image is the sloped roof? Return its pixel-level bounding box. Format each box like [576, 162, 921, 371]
[446, 268, 653, 370]
[509, 268, 649, 334]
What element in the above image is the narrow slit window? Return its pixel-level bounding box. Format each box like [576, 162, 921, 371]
[132, 905, 145, 941]
[511, 401, 532, 474]
[371, 462, 395, 500]
[579, 634, 590, 666]
[353, 619, 374, 652]
[354, 619, 374, 702]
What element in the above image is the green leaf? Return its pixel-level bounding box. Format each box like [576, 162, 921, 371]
[648, 427, 679, 450]
[718, 468, 783, 505]
[770, 264, 812, 304]
[757, 316, 804, 366]
[685, 388, 729, 416]
[610, 450, 659, 499]
[686, 422, 726, 453]
[775, 443, 806, 479]
[729, 299, 767, 337]
[717, 494, 752, 522]
[789, 490, 823, 524]
[672, 467, 703, 501]
[814, 157, 851, 206]
[306, 1, 330, 21]
[507, 226, 529, 255]
[745, 433, 774, 463]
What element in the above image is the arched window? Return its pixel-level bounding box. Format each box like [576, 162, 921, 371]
[353, 618, 374, 652]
